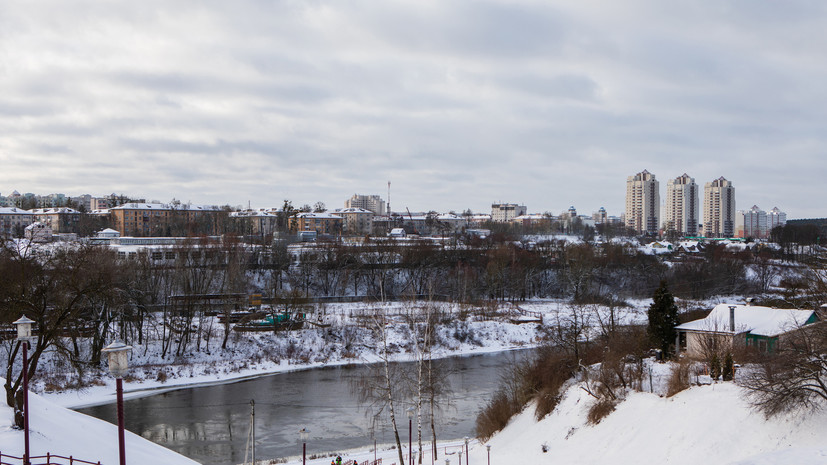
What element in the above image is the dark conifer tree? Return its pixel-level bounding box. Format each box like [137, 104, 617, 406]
[647, 280, 679, 357]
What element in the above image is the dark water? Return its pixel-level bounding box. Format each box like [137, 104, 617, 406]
[78, 350, 529, 465]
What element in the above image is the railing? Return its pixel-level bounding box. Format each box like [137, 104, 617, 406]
[0, 452, 101, 465]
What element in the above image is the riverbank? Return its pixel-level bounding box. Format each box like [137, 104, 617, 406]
[36, 298, 666, 410]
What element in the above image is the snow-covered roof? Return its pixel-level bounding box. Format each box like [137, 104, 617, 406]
[230, 210, 276, 217]
[0, 207, 33, 215]
[676, 303, 817, 337]
[335, 207, 373, 214]
[110, 203, 221, 211]
[295, 212, 342, 219]
[24, 221, 49, 230]
[29, 207, 80, 214]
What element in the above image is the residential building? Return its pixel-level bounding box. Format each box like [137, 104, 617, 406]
[675, 303, 819, 356]
[345, 194, 386, 216]
[290, 212, 343, 236]
[229, 210, 279, 237]
[664, 174, 699, 237]
[735, 205, 768, 239]
[625, 170, 660, 235]
[768, 207, 787, 231]
[24, 222, 52, 242]
[592, 207, 608, 224]
[90, 197, 111, 211]
[703, 177, 736, 238]
[332, 207, 374, 236]
[0, 207, 34, 237]
[491, 203, 527, 222]
[29, 207, 81, 234]
[511, 213, 550, 228]
[110, 203, 225, 237]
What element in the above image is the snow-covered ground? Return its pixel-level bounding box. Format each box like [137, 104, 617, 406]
[480, 380, 827, 465]
[0, 378, 199, 465]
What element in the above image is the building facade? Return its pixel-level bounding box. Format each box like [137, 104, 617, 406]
[703, 177, 736, 238]
[625, 170, 660, 235]
[491, 203, 527, 222]
[332, 207, 374, 236]
[0, 207, 34, 237]
[29, 207, 81, 234]
[664, 173, 699, 237]
[110, 203, 225, 237]
[345, 194, 386, 216]
[290, 212, 343, 236]
[735, 205, 768, 239]
[768, 207, 787, 231]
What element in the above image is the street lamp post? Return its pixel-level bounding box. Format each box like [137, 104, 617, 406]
[102, 341, 133, 465]
[14, 316, 35, 465]
[407, 406, 415, 465]
[486, 444, 491, 465]
[458, 451, 463, 465]
[299, 428, 309, 465]
[464, 437, 469, 465]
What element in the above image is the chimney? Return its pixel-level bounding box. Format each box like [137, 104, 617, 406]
[728, 305, 736, 332]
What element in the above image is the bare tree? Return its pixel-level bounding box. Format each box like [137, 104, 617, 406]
[740, 320, 827, 416]
[353, 314, 407, 465]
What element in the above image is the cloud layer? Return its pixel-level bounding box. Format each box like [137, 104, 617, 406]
[2, 0, 826, 218]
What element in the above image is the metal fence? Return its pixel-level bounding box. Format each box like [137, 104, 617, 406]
[0, 452, 101, 465]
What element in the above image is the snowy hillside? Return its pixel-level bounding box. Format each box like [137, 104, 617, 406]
[475, 381, 827, 465]
[0, 379, 199, 465]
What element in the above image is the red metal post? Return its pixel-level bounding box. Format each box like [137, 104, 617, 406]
[116, 377, 126, 465]
[375, 438, 377, 464]
[23, 342, 30, 465]
[302, 441, 306, 465]
[408, 418, 412, 465]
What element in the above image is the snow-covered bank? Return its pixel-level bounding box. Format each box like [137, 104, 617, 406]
[476, 382, 827, 465]
[39, 301, 563, 409]
[0, 378, 199, 465]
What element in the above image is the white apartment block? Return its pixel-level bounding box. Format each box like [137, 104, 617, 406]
[664, 173, 699, 236]
[703, 177, 736, 238]
[625, 170, 660, 235]
[345, 194, 386, 216]
[736, 205, 768, 239]
[491, 203, 527, 222]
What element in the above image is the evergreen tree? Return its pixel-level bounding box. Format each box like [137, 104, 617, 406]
[722, 352, 734, 381]
[647, 280, 679, 357]
[710, 353, 721, 380]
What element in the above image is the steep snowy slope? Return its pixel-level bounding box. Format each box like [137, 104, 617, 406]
[473, 382, 826, 465]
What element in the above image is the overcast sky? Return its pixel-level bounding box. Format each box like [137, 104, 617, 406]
[1, 0, 826, 218]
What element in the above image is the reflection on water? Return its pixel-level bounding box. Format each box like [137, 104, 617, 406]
[79, 350, 531, 465]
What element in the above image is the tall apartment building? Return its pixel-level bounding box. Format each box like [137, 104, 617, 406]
[491, 203, 527, 222]
[768, 207, 787, 231]
[663, 173, 699, 236]
[625, 170, 660, 235]
[736, 205, 768, 239]
[345, 194, 386, 216]
[703, 177, 736, 238]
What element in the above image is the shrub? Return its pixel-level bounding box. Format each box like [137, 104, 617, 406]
[587, 397, 617, 425]
[666, 360, 691, 397]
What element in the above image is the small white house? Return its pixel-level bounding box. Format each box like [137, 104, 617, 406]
[389, 228, 406, 238]
[24, 221, 52, 242]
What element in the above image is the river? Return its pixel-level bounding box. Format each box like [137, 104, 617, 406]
[79, 350, 531, 465]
